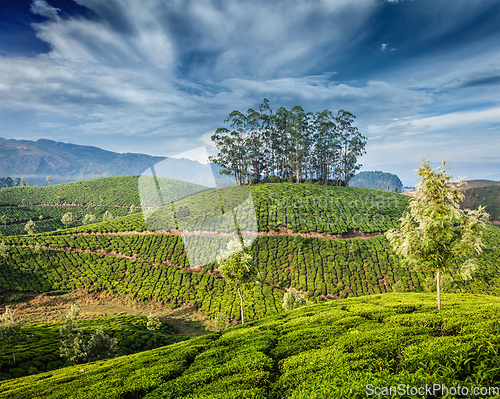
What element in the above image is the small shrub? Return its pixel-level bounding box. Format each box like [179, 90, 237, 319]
[283, 288, 308, 312]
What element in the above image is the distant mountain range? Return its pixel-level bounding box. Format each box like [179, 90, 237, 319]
[0, 138, 231, 187]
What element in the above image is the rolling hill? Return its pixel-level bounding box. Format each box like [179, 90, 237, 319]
[1, 178, 499, 321]
[1, 293, 500, 398]
[461, 184, 500, 223]
[1, 177, 500, 394]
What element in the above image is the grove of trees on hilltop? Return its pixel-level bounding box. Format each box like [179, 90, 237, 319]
[209, 99, 367, 186]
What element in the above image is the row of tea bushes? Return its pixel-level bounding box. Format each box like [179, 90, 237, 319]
[2, 293, 500, 398]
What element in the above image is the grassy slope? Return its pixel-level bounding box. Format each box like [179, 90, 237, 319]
[1, 293, 499, 398]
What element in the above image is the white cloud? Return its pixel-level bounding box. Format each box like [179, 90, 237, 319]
[30, 0, 60, 19]
[0, 0, 499, 182]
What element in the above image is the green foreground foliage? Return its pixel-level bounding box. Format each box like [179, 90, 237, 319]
[1, 293, 499, 398]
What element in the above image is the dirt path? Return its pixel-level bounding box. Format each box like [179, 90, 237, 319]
[56, 227, 383, 240]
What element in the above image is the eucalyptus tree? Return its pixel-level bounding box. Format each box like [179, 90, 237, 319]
[336, 110, 367, 187]
[211, 100, 365, 186]
[312, 110, 339, 183]
[246, 107, 264, 182]
[272, 106, 292, 180]
[210, 127, 240, 184]
[258, 98, 277, 178]
[287, 105, 311, 183]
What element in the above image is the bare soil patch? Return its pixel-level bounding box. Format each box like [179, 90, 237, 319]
[1, 290, 210, 336]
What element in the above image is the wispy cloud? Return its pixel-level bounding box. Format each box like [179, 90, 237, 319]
[0, 0, 499, 184]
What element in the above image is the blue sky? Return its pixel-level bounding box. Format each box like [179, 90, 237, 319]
[0, 0, 499, 185]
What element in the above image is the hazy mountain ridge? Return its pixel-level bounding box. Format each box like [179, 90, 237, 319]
[350, 171, 403, 191]
[0, 138, 228, 187]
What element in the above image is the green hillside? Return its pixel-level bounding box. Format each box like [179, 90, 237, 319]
[2, 218, 500, 322]
[462, 184, 500, 222]
[1, 181, 499, 323]
[0, 315, 186, 381]
[1, 293, 499, 398]
[0, 176, 208, 236]
[3, 182, 409, 236]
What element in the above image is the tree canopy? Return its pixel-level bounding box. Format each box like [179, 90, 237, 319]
[216, 237, 259, 324]
[209, 99, 366, 186]
[385, 158, 490, 310]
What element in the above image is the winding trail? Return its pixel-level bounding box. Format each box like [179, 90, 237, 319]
[52, 227, 384, 240]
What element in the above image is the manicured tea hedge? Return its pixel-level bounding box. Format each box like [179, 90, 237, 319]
[3, 225, 500, 323]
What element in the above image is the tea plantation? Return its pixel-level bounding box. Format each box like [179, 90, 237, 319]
[1, 180, 500, 322]
[0, 178, 410, 236]
[0, 315, 186, 381]
[1, 179, 500, 396]
[1, 293, 499, 398]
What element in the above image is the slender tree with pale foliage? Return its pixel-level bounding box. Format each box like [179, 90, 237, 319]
[0, 241, 8, 263]
[24, 219, 35, 237]
[217, 237, 259, 324]
[146, 314, 162, 346]
[0, 307, 24, 365]
[61, 212, 73, 229]
[102, 211, 113, 222]
[282, 287, 308, 311]
[385, 157, 489, 310]
[82, 213, 96, 225]
[59, 304, 86, 364]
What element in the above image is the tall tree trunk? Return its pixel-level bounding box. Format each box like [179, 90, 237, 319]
[296, 145, 300, 184]
[238, 286, 245, 324]
[12, 347, 16, 365]
[436, 269, 441, 311]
